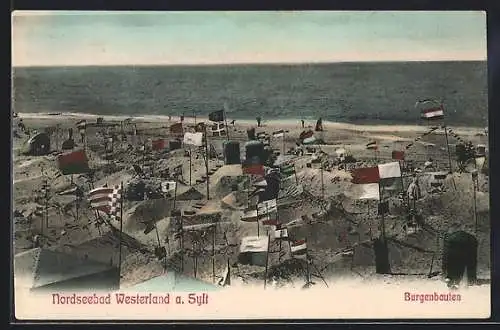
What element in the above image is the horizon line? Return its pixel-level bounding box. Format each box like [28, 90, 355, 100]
[12, 59, 487, 68]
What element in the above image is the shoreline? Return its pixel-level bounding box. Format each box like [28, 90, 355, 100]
[16, 111, 487, 134]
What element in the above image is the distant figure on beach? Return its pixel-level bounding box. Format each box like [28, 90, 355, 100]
[256, 116, 262, 127]
[231, 119, 235, 126]
[301, 119, 305, 128]
[315, 118, 323, 132]
[18, 119, 26, 133]
[180, 115, 184, 122]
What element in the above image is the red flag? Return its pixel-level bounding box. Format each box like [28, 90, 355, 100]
[152, 139, 166, 151]
[351, 166, 380, 184]
[391, 150, 405, 160]
[262, 219, 279, 226]
[57, 149, 90, 175]
[242, 163, 265, 176]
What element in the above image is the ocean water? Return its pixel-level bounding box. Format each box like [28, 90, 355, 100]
[12, 61, 488, 126]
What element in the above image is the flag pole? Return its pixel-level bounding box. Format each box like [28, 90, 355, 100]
[282, 132, 285, 155]
[321, 159, 325, 199]
[294, 164, 299, 185]
[264, 233, 271, 289]
[204, 126, 210, 200]
[223, 109, 230, 140]
[173, 182, 178, 209]
[473, 171, 478, 235]
[443, 124, 457, 190]
[278, 227, 283, 263]
[189, 146, 192, 186]
[212, 223, 216, 283]
[118, 181, 124, 284]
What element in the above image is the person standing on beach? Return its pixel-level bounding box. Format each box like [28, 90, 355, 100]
[231, 119, 235, 127]
[301, 119, 305, 128]
[256, 116, 262, 127]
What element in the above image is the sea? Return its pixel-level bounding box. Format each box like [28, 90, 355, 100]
[12, 61, 488, 127]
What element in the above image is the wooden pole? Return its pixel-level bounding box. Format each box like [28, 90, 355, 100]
[204, 127, 210, 200]
[473, 172, 478, 235]
[321, 160, 325, 199]
[189, 146, 192, 186]
[118, 182, 124, 283]
[212, 223, 216, 283]
[282, 132, 285, 155]
[264, 233, 271, 289]
[224, 110, 230, 140]
[443, 125, 457, 190]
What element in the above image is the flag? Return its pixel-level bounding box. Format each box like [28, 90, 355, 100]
[350, 162, 403, 200]
[239, 236, 269, 253]
[218, 259, 231, 287]
[211, 122, 226, 137]
[241, 209, 258, 222]
[170, 123, 183, 134]
[151, 139, 166, 151]
[57, 149, 90, 175]
[242, 163, 265, 176]
[273, 130, 285, 138]
[392, 150, 405, 160]
[279, 163, 296, 178]
[262, 219, 279, 226]
[161, 181, 177, 194]
[299, 130, 314, 140]
[291, 239, 307, 258]
[257, 199, 277, 215]
[88, 185, 122, 219]
[366, 141, 378, 150]
[274, 224, 288, 240]
[421, 106, 444, 120]
[209, 110, 225, 122]
[351, 167, 380, 184]
[183, 132, 203, 146]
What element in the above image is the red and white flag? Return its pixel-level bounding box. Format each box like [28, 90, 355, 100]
[421, 106, 444, 120]
[291, 239, 307, 258]
[349, 162, 402, 200]
[88, 185, 122, 220]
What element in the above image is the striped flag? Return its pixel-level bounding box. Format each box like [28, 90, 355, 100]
[279, 163, 296, 178]
[349, 162, 403, 200]
[87, 185, 122, 220]
[291, 239, 307, 258]
[421, 106, 445, 120]
[366, 141, 378, 150]
[257, 199, 277, 215]
[57, 149, 90, 175]
[273, 130, 285, 138]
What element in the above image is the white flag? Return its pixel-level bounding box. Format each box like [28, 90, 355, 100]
[161, 181, 177, 193]
[183, 132, 203, 146]
[239, 236, 269, 253]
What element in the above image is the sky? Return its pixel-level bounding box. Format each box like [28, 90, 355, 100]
[12, 11, 487, 67]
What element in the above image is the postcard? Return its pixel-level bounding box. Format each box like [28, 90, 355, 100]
[12, 10, 490, 320]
